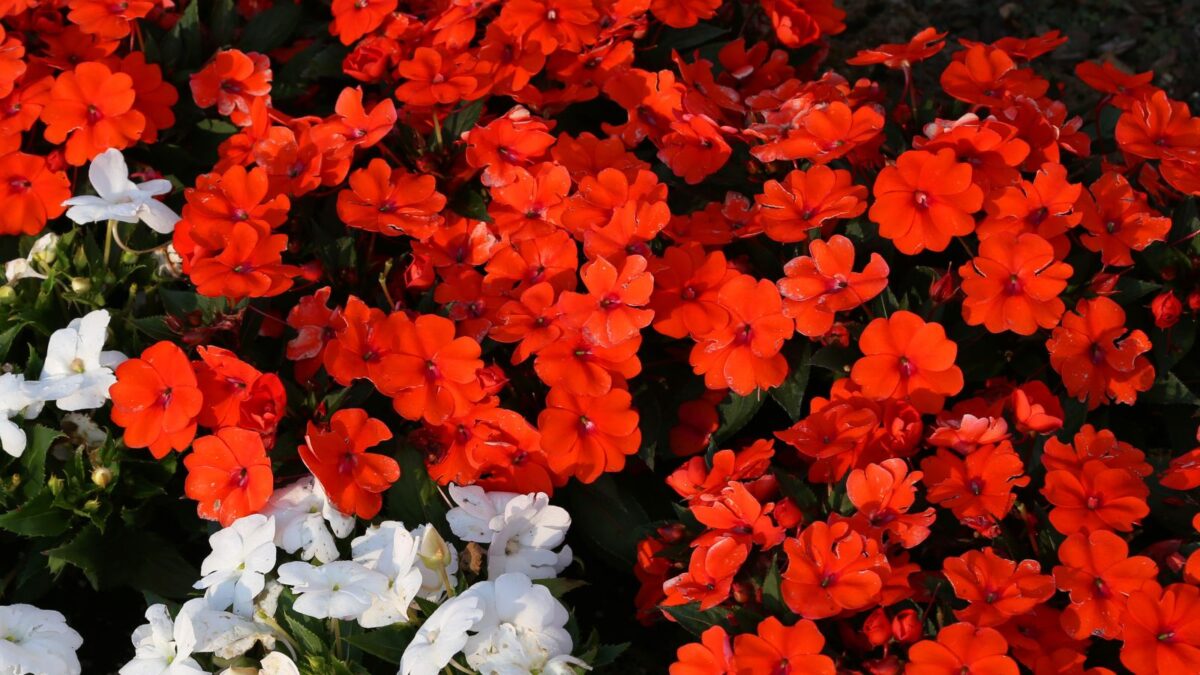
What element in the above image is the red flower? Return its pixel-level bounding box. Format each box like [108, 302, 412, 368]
[110, 342, 204, 459]
[1121, 584, 1200, 674]
[906, 623, 1019, 675]
[299, 408, 400, 519]
[781, 520, 888, 619]
[943, 547, 1055, 627]
[184, 427, 273, 527]
[1046, 297, 1155, 409]
[732, 617, 835, 675]
[851, 311, 963, 413]
[869, 149, 984, 255]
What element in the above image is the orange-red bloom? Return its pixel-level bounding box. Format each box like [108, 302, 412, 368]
[299, 408, 399, 519]
[376, 314, 485, 425]
[781, 520, 888, 619]
[906, 623, 1019, 675]
[110, 342, 203, 459]
[1121, 584, 1200, 674]
[1054, 530, 1160, 640]
[778, 234, 889, 337]
[1042, 460, 1150, 535]
[1046, 297, 1155, 409]
[755, 166, 867, 243]
[337, 158, 446, 239]
[851, 311, 963, 413]
[537, 386, 641, 483]
[0, 152, 70, 236]
[959, 232, 1072, 335]
[690, 275, 793, 395]
[183, 427, 273, 527]
[943, 547, 1055, 627]
[732, 617, 835, 675]
[190, 49, 272, 120]
[869, 148, 983, 254]
[41, 61, 145, 166]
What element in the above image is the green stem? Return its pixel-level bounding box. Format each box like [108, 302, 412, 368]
[103, 219, 114, 267]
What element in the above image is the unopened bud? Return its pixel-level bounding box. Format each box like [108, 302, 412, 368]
[418, 526, 451, 570]
[91, 467, 113, 489]
[70, 277, 91, 294]
[82, 498, 101, 512]
[0, 286, 15, 304]
[47, 474, 64, 496]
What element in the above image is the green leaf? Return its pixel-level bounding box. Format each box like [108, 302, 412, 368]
[809, 345, 854, 373]
[285, 613, 328, 654]
[46, 524, 197, 596]
[239, 1, 302, 53]
[760, 556, 789, 617]
[1144, 371, 1200, 406]
[661, 602, 761, 638]
[716, 391, 764, 443]
[562, 475, 651, 569]
[448, 185, 492, 222]
[0, 321, 27, 363]
[344, 624, 416, 665]
[385, 446, 449, 532]
[770, 342, 811, 420]
[533, 577, 587, 598]
[0, 491, 70, 537]
[197, 119, 239, 134]
[442, 100, 486, 142]
[210, 0, 238, 46]
[20, 424, 61, 497]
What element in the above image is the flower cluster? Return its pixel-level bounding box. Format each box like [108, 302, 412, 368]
[112, 483, 594, 675]
[0, 0, 1197, 674]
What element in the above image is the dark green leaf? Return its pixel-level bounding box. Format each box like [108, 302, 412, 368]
[0, 491, 70, 537]
[240, 2, 303, 53]
[1144, 371, 1200, 406]
[716, 391, 764, 443]
[562, 475, 650, 569]
[20, 424, 61, 497]
[345, 624, 416, 664]
[442, 100, 486, 142]
[770, 342, 811, 420]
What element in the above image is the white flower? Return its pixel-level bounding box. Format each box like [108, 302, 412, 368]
[27, 309, 126, 411]
[2, 233, 57, 283]
[194, 515, 277, 617]
[460, 574, 574, 675]
[276, 561, 388, 621]
[217, 652, 299, 675]
[177, 597, 276, 660]
[0, 603, 83, 675]
[399, 594, 485, 675]
[351, 522, 425, 627]
[0, 373, 40, 459]
[62, 148, 180, 233]
[446, 485, 572, 580]
[261, 477, 354, 564]
[411, 523, 459, 600]
[62, 412, 108, 448]
[118, 604, 207, 675]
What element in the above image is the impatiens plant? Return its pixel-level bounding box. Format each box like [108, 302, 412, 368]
[0, 0, 1197, 674]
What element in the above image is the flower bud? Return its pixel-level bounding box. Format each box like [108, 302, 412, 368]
[1089, 272, 1120, 296]
[929, 267, 958, 303]
[1188, 289, 1200, 312]
[418, 526, 451, 570]
[82, 498, 101, 512]
[47, 474, 64, 496]
[70, 277, 92, 294]
[91, 467, 113, 489]
[863, 608, 893, 647]
[0, 286, 15, 304]
[891, 608, 922, 645]
[1151, 290, 1183, 329]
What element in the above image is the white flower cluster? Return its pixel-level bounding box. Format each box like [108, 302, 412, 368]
[111, 481, 585, 675]
[0, 604, 83, 675]
[0, 308, 125, 458]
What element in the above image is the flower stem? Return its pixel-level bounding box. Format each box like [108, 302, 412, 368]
[437, 564, 457, 598]
[103, 219, 114, 267]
